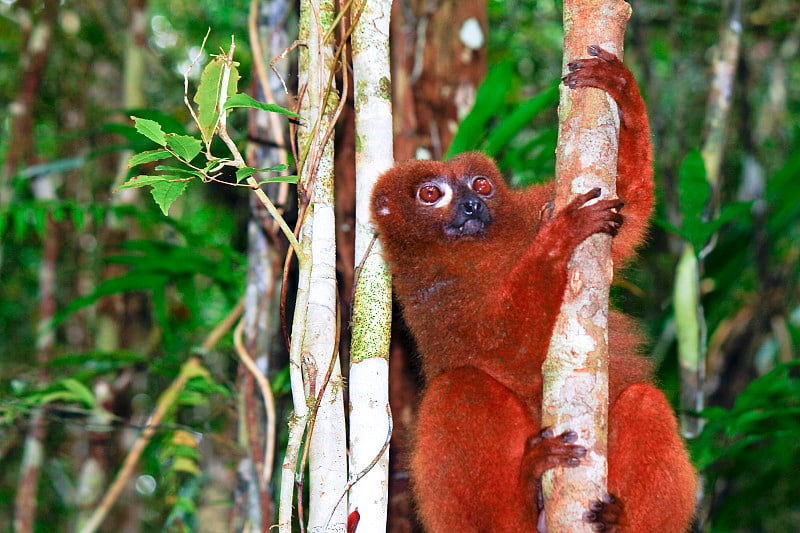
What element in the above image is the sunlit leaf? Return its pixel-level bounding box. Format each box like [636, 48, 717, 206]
[131, 116, 167, 146]
[172, 456, 202, 476]
[194, 56, 240, 145]
[59, 378, 96, 407]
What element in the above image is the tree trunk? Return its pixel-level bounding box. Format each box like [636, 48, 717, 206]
[541, 1, 630, 531]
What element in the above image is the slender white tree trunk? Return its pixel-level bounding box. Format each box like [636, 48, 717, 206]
[279, 1, 348, 532]
[348, 0, 394, 530]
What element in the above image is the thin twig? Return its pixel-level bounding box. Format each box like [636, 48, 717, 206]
[233, 317, 277, 486]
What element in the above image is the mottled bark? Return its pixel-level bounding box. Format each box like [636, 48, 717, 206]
[541, 1, 630, 531]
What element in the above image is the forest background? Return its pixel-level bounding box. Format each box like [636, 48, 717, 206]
[1, 0, 799, 532]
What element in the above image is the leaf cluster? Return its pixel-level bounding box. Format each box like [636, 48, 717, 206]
[693, 360, 800, 530]
[121, 47, 298, 215]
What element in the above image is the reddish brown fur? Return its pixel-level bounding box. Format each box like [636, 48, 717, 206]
[372, 48, 695, 532]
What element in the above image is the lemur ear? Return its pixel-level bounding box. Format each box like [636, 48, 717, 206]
[374, 194, 391, 217]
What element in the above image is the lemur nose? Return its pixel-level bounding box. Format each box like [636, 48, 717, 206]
[461, 198, 483, 216]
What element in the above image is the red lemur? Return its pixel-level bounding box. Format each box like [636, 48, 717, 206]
[371, 46, 696, 532]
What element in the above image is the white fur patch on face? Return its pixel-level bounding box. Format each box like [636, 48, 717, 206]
[417, 181, 453, 209]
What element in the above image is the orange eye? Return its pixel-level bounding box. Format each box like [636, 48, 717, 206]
[418, 184, 443, 203]
[472, 176, 493, 195]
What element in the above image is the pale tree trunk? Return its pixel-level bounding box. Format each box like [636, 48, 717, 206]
[676, 0, 742, 440]
[348, 0, 394, 531]
[387, 3, 487, 530]
[675, 2, 741, 528]
[541, 0, 629, 531]
[279, 1, 348, 532]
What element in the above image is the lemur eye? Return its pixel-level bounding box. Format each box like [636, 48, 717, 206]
[471, 176, 493, 195]
[418, 184, 443, 203]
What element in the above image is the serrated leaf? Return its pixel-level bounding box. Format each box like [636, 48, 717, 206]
[151, 180, 189, 216]
[194, 56, 240, 145]
[132, 116, 167, 146]
[128, 149, 172, 167]
[223, 92, 301, 118]
[235, 164, 290, 182]
[117, 174, 183, 190]
[166, 134, 202, 162]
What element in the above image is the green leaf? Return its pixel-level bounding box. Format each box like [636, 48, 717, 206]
[71, 205, 86, 232]
[194, 56, 240, 145]
[13, 205, 28, 240]
[131, 116, 167, 146]
[51, 272, 170, 328]
[235, 164, 290, 182]
[652, 217, 688, 240]
[34, 391, 82, 406]
[117, 174, 186, 190]
[59, 378, 96, 407]
[127, 149, 172, 167]
[0, 211, 8, 237]
[255, 175, 298, 185]
[166, 134, 203, 162]
[703, 201, 752, 236]
[32, 205, 47, 239]
[151, 180, 189, 216]
[677, 149, 711, 250]
[172, 456, 202, 476]
[484, 85, 559, 155]
[447, 61, 516, 157]
[223, 93, 301, 118]
[154, 165, 199, 176]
